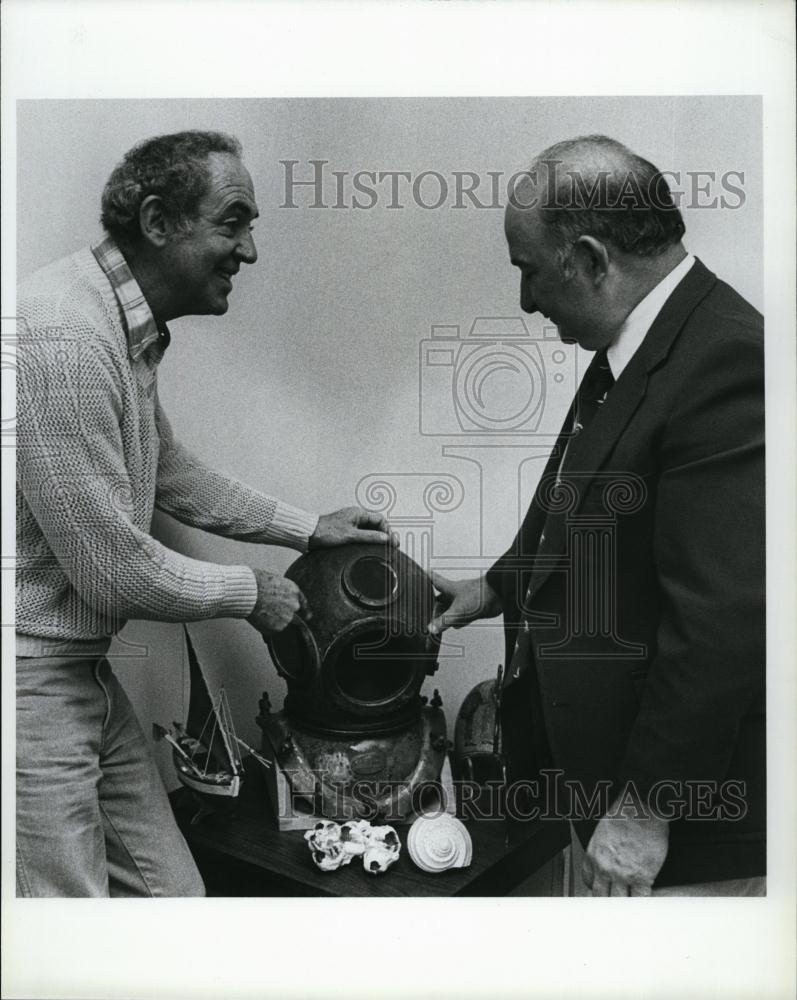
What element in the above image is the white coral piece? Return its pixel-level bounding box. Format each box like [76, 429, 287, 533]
[304, 820, 352, 871]
[339, 819, 372, 856]
[362, 825, 401, 876]
[305, 819, 401, 875]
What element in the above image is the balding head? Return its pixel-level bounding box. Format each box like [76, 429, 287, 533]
[510, 135, 685, 274]
[504, 135, 687, 351]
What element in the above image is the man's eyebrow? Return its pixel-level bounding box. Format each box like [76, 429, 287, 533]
[218, 199, 259, 220]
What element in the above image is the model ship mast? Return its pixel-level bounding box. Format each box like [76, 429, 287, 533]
[184, 628, 243, 781]
[154, 627, 270, 822]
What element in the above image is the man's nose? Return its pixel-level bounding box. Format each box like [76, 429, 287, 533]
[236, 230, 258, 265]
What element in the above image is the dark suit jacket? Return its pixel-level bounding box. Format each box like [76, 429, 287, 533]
[486, 259, 765, 887]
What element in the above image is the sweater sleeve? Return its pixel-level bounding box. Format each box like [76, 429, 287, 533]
[16, 324, 258, 624]
[153, 392, 318, 550]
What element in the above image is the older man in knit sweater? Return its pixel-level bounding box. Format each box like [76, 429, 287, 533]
[16, 130, 393, 897]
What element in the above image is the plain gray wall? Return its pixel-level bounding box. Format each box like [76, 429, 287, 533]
[17, 97, 762, 787]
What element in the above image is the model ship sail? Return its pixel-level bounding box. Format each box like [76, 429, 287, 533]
[153, 626, 273, 823]
[184, 626, 243, 778]
[153, 626, 243, 821]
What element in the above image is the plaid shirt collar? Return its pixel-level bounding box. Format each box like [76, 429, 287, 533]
[91, 234, 171, 362]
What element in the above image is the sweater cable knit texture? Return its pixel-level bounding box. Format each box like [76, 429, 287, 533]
[16, 242, 318, 655]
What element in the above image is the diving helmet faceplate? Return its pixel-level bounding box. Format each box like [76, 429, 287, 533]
[266, 544, 440, 737]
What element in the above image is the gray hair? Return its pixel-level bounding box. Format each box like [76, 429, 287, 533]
[515, 135, 686, 273]
[100, 130, 243, 242]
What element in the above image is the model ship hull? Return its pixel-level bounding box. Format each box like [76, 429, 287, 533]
[155, 627, 247, 822]
[174, 758, 242, 799]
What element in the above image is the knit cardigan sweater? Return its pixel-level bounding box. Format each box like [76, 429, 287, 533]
[16, 246, 318, 655]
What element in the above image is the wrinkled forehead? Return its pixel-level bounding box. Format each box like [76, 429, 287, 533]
[200, 151, 258, 215]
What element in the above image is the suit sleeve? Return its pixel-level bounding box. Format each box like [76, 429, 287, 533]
[615, 323, 765, 794]
[485, 539, 522, 614]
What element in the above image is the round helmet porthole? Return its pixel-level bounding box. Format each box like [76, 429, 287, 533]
[341, 556, 399, 609]
[326, 622, 418, 715]
[268, 615, 319, 686]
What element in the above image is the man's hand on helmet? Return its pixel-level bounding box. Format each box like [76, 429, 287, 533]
[309, 506, 399, 549]
[246, 569, 309, 637]
[427, 573, 503, 637]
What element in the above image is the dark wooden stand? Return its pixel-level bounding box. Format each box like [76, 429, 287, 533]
[171, 762, 568, 897]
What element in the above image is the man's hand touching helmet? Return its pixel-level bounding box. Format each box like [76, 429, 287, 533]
[246, 569, 309, 638]
[309, 506, 398, 549]
[427, 573, 503, 637]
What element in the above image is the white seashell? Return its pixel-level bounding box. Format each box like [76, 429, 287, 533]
[407, 814, 473, 873]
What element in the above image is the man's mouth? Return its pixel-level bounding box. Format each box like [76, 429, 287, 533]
[215, 270, 235, 291]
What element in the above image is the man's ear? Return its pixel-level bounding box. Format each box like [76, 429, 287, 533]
[573, 235, 610, 286]
[138, 195, 170, 249]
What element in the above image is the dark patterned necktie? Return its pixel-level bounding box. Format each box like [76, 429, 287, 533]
[572, 347, 615, 436]
[505, 348, 616, 689]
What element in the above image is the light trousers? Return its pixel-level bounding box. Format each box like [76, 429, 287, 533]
[16, 654, 205, 897]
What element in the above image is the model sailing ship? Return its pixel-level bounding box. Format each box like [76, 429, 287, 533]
[153, 627, 270, 823]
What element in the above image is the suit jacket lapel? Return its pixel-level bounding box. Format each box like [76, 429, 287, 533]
[526, 258, 718, 597]
[557, 356, 647, 480]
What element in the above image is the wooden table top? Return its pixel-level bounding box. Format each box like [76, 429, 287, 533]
[172, 763, 567, 897]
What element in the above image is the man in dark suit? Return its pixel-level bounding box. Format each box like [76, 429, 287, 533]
[429, 135, 765, 896]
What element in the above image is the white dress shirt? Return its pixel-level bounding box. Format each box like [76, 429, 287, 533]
[553, 253, 696, 487]
[606, 252, 695, 379]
